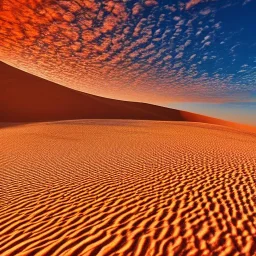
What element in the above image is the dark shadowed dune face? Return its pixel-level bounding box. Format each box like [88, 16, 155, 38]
[1, 61, 256, 134]
[1, 61, 185, 122]
[0, 61, 192, 122]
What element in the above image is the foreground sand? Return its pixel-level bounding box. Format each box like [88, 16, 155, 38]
[0, 120, 256, 255]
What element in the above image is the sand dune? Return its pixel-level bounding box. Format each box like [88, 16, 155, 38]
[1, 61, 255, 134]
[1, 61, 256, 255]
[0, 120, 256, 255]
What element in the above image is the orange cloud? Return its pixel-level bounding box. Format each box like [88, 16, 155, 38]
[186, 0, 202, 9]
[132, 3, 143, 15]
[144, 0, 158, 7]
[0, 0, 253, 105]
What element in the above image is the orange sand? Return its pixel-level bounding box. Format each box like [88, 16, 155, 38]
[0, 120, 256, 255]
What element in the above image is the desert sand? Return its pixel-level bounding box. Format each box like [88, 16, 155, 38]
[0, 120, 256, 255]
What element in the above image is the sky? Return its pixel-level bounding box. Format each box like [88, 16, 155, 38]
[0, 0, 255, 124]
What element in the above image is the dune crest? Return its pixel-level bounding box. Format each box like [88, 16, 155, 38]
[1, 61, 255, 134]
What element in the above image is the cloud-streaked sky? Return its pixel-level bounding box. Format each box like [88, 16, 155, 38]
[0, 0, 256, 110]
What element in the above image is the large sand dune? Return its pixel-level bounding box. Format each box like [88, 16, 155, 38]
[0, 120, 256, 255]
[1, 61, 255, 134]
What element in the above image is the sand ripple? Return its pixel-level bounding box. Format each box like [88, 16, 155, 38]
[0, 120, 256, 255]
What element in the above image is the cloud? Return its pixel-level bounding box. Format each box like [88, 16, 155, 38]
[243, 0, 252, 5]
[200, 8, 212, 15]
[175, 52, 184, 59]
[144, 0, 158, 7]
[184, 40, 192, 47]
[132, 3, 143, 15]
[173, 16, 181, 21]
[189, 54, 197, 60]
[186, 0, 202, 10]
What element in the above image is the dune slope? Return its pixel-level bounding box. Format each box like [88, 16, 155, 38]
[0, 120, 256, 255]
[1, 61, 255, 134]
[0, 61, 187, 122]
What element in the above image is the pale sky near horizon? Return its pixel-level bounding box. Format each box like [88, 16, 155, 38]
[168, 102, 256, 126]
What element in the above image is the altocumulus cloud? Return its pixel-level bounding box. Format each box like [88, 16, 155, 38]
[0, 0, 255, 104]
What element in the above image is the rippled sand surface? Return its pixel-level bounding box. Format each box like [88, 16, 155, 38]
[0, 120, 256, 255]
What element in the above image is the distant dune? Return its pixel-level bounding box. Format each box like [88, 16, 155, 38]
[1, 61, 255, 133]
